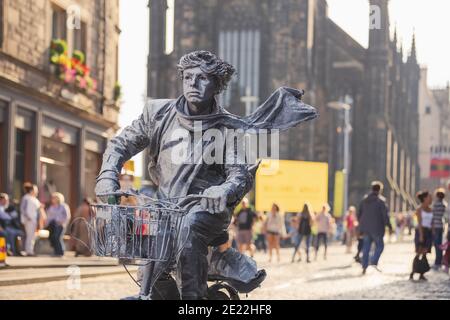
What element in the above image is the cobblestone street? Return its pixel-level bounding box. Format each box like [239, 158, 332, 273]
[1, 237, 449, 300]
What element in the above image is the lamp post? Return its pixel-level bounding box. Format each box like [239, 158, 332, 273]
[328, 99, 352, 216]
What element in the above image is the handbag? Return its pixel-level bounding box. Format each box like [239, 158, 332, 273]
[413, 255, 430, 274]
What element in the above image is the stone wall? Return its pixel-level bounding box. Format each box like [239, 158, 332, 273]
[0, 0, 120, 124]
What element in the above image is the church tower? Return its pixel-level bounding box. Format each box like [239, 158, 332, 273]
[406, 33, 421, 197]
[147, 0, 168, 98]
[356, 0, 391, 201]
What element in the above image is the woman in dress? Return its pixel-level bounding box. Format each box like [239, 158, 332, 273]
[345, 206, 358, 254]
[314, 203, 333, 260]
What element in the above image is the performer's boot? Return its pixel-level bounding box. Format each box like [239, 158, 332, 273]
[208, 247, 266, 294]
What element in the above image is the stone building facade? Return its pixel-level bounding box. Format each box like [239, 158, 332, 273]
[0, 0, 120, 210]
[147, 0, 420, 212]
[418, 67, 450, 192]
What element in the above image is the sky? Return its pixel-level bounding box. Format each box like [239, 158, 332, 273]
[119, 0, 450, 177]
[327, 0, 450, 87]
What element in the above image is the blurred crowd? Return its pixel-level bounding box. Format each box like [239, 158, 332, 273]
[0, 182, 94, 259]
[228, 197, 339, 263]
[226, 181, 450, 278]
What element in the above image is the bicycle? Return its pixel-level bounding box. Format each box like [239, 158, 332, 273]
[89, 191, 266, 300]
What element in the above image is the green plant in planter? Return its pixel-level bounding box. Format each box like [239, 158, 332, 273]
[113, 82, 122, 102]
[50, 39, 68, 55]
[50, 39, 67, 63]
[72, 50, 85, 64]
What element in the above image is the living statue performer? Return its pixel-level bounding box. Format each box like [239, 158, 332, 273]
[95, 51, 318, 299]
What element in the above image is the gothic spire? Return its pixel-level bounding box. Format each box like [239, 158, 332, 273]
[409, 31, 417, 62]
[399, 40, 404, 62]
[393, 24, 397, 45]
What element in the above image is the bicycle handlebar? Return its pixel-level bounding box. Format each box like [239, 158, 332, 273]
[96, 191, 217, 206]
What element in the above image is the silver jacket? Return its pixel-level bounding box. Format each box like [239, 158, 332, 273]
[96, 87, 318, 216]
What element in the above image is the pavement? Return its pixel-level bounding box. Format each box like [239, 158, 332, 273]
[248, 237, 450, 300]
[0, 252, 138, 287]
[0, 235, 449, 300]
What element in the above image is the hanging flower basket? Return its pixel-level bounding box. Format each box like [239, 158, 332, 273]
[49, 39, 97, 93]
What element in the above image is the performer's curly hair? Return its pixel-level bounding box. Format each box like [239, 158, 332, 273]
[177, 50, 235, 94]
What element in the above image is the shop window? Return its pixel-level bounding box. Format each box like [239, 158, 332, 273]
[84, 133, 105, 199]
[0, 102, 4, 192]
[13, 129, 32, 202]
[52, 5, 67, 40]
[41, 118, 78, 210]
[40, 137, 75, 209]
[85, 150, 101, 199]
[13, 108, 34, 202]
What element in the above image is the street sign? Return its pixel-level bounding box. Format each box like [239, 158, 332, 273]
[255, 159, 328, 213]
[430, 146, 450, 178]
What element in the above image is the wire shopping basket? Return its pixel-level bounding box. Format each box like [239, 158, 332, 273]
[90, 193, 186, 265]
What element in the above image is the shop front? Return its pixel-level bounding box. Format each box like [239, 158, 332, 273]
[0, 101, 4, 192]
[84, 133, 105, 200]
[40, 117, 78, 209]
[13, 108, 34, 202]
[0, 93, 110, 211]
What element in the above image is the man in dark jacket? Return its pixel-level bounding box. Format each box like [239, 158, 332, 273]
[357, 181, 393, 274]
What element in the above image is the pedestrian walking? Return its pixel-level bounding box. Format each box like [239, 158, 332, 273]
[345, 206, 358, 254]
[358, 181, 393, 275]
[431, 188, 447, 269]
[314, 203, 333, 260]
[405, 211, 414, 235]
[265, 203, 284, 263]
[440, 240, 449, 274]
[253, 212, 267, 253]
[20, 183, 45, 256]
[354, 228, 364, 263]
[395, 212, 406, 242]
[287, 214, 299, 241]
[71, 198, 93, 257]
[292, 203, 313, 263]
[228, 215, 238, 249]
[410, 190, 433, 281]
[45, 192, 71, 257]
[235, 198, 257, 257]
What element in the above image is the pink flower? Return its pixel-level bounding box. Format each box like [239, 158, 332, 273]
[78, 77, 87, 89]
[64, 69, 74, 83]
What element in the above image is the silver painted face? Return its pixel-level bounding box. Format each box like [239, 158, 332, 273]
[182, 66, 217, 106]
